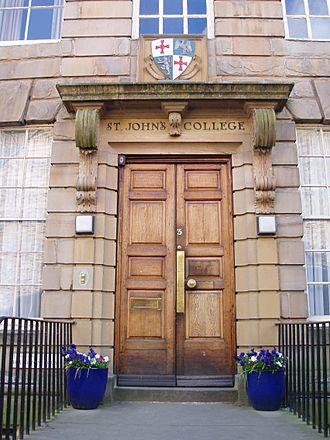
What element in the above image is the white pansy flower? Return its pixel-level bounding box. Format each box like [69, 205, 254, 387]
[251, 356, 257, 362]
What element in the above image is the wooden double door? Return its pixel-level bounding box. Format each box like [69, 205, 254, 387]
[116, 157, 235, 386]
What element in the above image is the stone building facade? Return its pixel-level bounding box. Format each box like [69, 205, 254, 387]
[0, 0, 329, 383]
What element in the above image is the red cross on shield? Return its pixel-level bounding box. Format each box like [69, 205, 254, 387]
[173, 55, 192, 79]
[152, 38, 172, 56]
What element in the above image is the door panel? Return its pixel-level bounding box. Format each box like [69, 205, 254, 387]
[116, 159, 235, 386]
[186, 291, 223, 338]
[176, 163, 234, 380]
[117, 164, 175, 380]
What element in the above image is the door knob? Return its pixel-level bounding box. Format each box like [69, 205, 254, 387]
[186, 278, 197, 289]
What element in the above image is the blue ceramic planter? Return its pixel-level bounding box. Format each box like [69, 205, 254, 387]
[246, 370, 285, 411]
[66, 367, 108, 410]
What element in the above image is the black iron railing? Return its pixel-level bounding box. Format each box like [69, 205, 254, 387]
[278, 321, 330, 437]
[0, 316, 74, 440]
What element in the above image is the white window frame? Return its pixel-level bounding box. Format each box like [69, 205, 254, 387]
[0, 126, 52, 318]
[0, 0, 65, 46]
[132, 0, 214, 39]
[282, 0, 330, 40]
[297, 126, 330, 319]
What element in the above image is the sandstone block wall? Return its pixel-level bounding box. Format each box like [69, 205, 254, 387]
[0, 0, 329, 357]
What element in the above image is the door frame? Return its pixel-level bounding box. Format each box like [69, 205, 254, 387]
[114, 154, 236, 381]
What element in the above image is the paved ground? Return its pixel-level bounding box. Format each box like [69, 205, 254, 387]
[27, 401, 324, 440]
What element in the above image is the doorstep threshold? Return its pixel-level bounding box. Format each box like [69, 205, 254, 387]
[112, 383, 239, 403]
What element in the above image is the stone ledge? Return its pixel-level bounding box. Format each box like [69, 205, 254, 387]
[57, 82, 293, 112]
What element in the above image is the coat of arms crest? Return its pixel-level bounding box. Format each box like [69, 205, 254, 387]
[146, 37, 201, 81]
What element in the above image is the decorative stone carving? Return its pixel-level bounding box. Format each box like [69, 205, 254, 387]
[168, 112, 182, 136]
[179, 55, 202, 80]
[252, 108, 276, 152]
[75, 108, 100, 151]
[161, 102, 188, 136]
[145, 55, 167, 80]
[144, 54, 202, 81]
[139, 35, 207, 82]
[248, 106, 277, 214]
[255, 175, 277, 214]
[74, 106, 103, 212]
[76, 160, 97, 212]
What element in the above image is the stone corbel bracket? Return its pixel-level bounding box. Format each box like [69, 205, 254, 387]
[161, 101, 188, 136]
[74, 104, 103, 213]
[246, 105, 277, 214]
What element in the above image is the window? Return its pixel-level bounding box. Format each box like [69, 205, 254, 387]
[132, 0, 214, 38]
[283, 0, 330, 39]
[0, 129, 52, 317]
[0, 0, 64, 42]
[297, 128, 330, 317]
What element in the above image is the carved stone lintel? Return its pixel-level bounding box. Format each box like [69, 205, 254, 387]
[74, 105, 103, 213]
[249, 107, 277, 214]
[161, 101, 188, 137]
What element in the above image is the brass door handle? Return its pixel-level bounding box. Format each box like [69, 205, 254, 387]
[186, 278, 197, 289]
[176, 250, 185, 313]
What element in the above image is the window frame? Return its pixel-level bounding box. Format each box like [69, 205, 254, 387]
[0, 0, 65, 46]
[132, 0, 214, 39]
[282, 0, 330, 41]
[0, 126, 52, 318]
[296, 126, 330, 319]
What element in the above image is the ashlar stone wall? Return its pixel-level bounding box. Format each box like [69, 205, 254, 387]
[212, 0, 329, 351]
[212, 0, 330, 123]
[0, 0, 330, 359]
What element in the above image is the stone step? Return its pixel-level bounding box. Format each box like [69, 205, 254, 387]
[112, 385, 239, 403]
